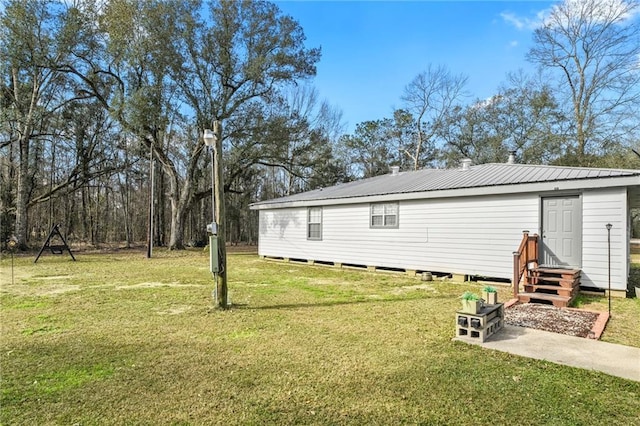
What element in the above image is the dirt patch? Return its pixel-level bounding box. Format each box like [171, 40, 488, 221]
[116, 282, 202, 290]
[1, 283, 80, 297]
[505, 303, 600, 338]
[391, 284, 435, 294]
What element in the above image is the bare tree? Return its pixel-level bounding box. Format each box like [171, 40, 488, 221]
[264, 85, 345, 196]
[1, 0, 85, 248]
[528, 0, 640, 165]
[401, 64, 468, 170]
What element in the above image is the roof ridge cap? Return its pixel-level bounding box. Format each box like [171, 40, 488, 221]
[485, 163, 640, 173]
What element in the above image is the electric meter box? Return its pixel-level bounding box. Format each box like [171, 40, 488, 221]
[209, 235, 219, 273]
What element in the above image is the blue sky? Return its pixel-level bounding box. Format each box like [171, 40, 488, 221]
[275, 1, 556, 133]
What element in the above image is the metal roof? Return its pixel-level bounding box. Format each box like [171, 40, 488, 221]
[251, 163, 640, 208]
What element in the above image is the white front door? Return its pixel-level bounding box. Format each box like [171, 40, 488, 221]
[541, 196, 582, 268]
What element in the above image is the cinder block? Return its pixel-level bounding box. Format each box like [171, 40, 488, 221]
[455, 303, 504, 342]
[452, 273, 468, 282]
[606, 289, 627, 298]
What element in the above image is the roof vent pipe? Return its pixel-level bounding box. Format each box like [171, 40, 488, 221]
[390, 166, 400, 176]
[460, 158, 472, 171]
[507, 151, 516, 164]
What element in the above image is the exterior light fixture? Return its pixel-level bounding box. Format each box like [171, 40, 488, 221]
[204, 121, 220, 147]
[203, 128, 216, 147]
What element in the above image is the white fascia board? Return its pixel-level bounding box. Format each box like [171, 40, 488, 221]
[249, 175, 640, 210]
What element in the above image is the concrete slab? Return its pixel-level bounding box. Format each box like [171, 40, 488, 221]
[459, 325, 640, 382]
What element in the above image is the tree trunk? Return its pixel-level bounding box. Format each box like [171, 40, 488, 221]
[14, 135, 30, 250]
[81, 185, 89, 243]
[154, 135, 203, 250]
[169, 202, 186, 250]
[12, 66, 36, 250]
[118, 166, 132, 248]
[575, 105, 586, 165]
[414, 129, 422, 171]
[90, 186, 97, 246]
[155, 169, 166, 246]
[165, 163, 188, 250]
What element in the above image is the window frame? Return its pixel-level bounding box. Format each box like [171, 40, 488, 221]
[307, 207, 323, 240]
[370, 202, 399, 229]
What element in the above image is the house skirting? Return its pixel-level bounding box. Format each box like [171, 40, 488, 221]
[259, 255, 508, 284]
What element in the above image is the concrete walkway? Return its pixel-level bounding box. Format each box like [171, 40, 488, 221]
[463, 325, 640, 382]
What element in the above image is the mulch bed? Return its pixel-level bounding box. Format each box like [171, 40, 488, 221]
[505, 303, 601, 338]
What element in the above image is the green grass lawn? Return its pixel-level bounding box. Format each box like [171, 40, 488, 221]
[2, 249, 639, 425]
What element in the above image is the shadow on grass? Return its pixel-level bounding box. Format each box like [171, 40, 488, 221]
[231, 293, 457, 311]
[627, 263, 639, 296]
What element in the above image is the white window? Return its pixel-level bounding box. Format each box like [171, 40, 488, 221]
[307, 207, 322, 240]
[370, 203, 398, 228]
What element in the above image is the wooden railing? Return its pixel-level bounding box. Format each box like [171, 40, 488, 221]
[512, 231, 538, 298]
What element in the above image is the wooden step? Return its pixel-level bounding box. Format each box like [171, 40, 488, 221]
[520, 266, 580, 307]
[517, 292, 572, 308]
[531, 267, 580, 277]
[529, 277, 580, 289]
[531, 274, 580, 283]
[524, 284, 578, 298]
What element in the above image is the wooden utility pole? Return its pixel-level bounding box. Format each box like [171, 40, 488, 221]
[213, 121, 228, 308]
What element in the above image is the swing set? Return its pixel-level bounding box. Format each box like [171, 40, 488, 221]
[34, 224, 76, 263]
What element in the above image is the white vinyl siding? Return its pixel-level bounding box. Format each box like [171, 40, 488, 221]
[307, 207, 322, 240]
[257, 187, 631, 290]
[370, 203, 398, 228]
[259, 194, 538, 278]
[580, 188, 627, 290]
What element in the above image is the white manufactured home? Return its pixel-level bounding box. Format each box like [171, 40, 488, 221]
[250, 162, 640, 301]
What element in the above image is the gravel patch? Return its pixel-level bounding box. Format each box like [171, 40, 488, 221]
[505, 303, 599, 338]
